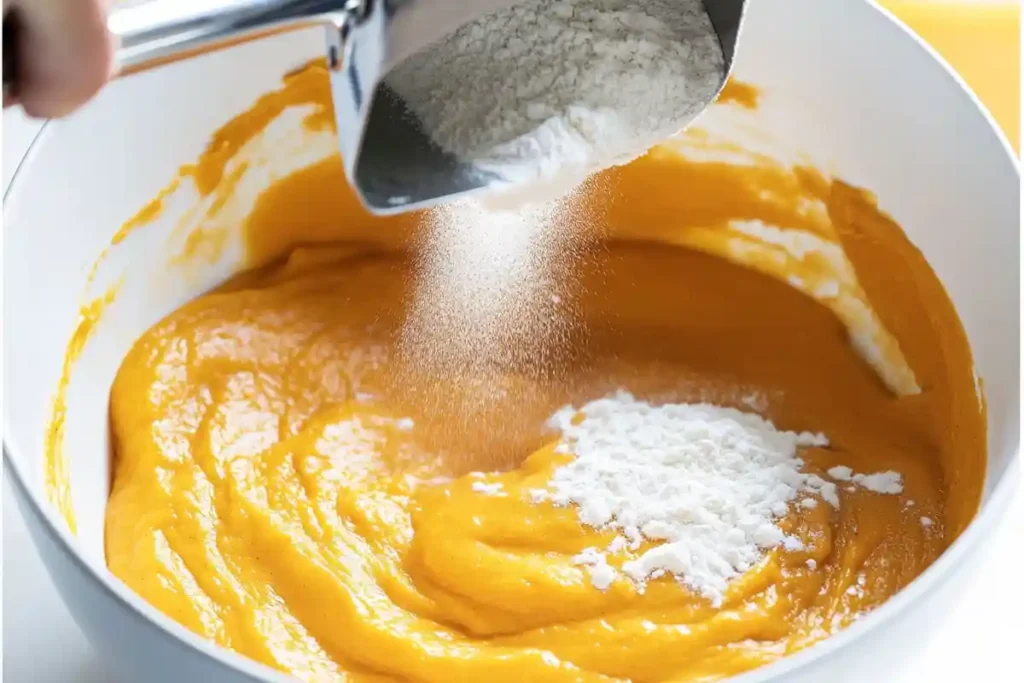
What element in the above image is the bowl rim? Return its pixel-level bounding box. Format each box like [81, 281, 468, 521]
[2, 0, 1020, 680]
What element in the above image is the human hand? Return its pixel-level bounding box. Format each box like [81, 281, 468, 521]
[3, 0, 115, 117]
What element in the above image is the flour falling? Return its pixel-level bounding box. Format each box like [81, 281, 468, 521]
[401, 196, 576, 376]
[396, 189, 591, 471]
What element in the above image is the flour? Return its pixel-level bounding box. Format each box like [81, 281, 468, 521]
[535, 392, 906, 605]
[573, 547, 617, 590]
[471, 481, 505, 495]
[851, 471, 903, 495]
[387, 0, 725, 201]
[400, 196, 576, 376]
[392, 0, 725, 464]
[396, 189, 589, 471]
[398, 189, 588, 402]
[827, 466, 854, 481]
[827, 466, 904, 494]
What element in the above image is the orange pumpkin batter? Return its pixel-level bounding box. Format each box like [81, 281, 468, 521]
[98, 57, 986, 682]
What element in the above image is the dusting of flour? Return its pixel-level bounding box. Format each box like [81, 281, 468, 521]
[534, 392, 904, 605]
[396, 188, 592, 471]
[400, 195, 581, 377]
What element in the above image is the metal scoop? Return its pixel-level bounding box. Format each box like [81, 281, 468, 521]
[3, 0, 746, 215]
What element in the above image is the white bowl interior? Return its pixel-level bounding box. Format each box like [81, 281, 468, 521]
[2, 0, 1019, 680]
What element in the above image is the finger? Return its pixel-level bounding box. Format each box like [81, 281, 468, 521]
[13, 0, 114, 118]
[3, 3, 24, 107]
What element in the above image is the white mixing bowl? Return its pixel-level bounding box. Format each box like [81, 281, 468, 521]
[3, 0, 1019, 681]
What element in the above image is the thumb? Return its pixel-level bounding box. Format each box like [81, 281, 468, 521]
[4, 0, 115, 118]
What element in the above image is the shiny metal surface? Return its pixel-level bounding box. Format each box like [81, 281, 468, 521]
[98, 0, 526, 214]
[344, 0, 749, 214]
[331, 0, 522, 214]
[703, 0, 747, 65]
[107, 0, 363, 75]
[5, 0, 748, 215]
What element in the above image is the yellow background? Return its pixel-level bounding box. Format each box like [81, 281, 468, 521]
[883, 0, 1020, 151]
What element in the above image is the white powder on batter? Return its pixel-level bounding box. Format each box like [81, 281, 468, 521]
[852, 471, 904, 494]
[827, 466, 854, 481]
[387, 0, 725, 202]
[536, 392, 905, 605]
[471, 481, 505, 495]
[573, 547, 617, 590]
[827, 465, 904, 494]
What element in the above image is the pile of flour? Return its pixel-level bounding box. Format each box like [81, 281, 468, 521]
[535, 392, 904, 605]
[387, 0, 725, 201]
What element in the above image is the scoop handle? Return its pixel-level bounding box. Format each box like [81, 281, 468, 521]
[3, 0, 362, 100]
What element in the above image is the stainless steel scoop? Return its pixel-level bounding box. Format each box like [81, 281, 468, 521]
[3, 0, 746, 215]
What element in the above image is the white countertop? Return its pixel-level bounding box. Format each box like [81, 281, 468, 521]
[2, 101, 1022, 682]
